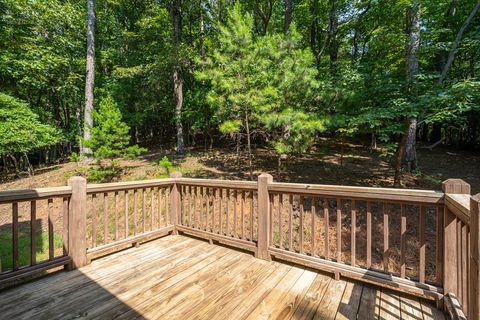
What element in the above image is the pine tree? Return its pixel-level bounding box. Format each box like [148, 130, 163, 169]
[84, 96, 145, 162]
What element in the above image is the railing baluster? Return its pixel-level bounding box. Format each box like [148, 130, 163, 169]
[270, 193, 275, 247]
[250, 191, 254, 241]
[311, 197, 316, 256]
[324, 198, 329, 259]
[133, 189, 138, 235]
[12, 202, 19, 271]
[241, 191, 245, 239]
[351, 200, 356, 267]
[92, 194, 97, 247]
[367, 201, 372, 268]
[158, 187, 163, 227]
[142, 189, 146, 233]
[279, 194, 283, 249]
[226, 189, 230, 236]
[233, 190, 238, 238]
[457, 219, 462, 302]
[124, 191, 129, 238]
[383, 202, 389, 273]
[436, 205, 443, 284]
[115, 191, 119, 240]
[288, 194, 293, 251]
[219, 189, 223, 235]
[300, 195, 304, 254]
[165, 187, 170, 225]
[462, 221, 468, 311]
[48, 198, 54, 260]
[104, 193, 109, 244]
[150, 189, 154, 231]
[199, 187, 204, 230]
[419, 205, 426, 283]
[213, 188, 217, 233]
[336, 197, 341, 262]
[194, 186, 198, 229]
[206, 188, 210, 231]
[62, 197, 69, 256]
[400, 204, 406, 278]
[31, 200, 37, 265]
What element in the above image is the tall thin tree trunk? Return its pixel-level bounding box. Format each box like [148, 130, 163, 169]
[394, 0, 420, 186]
[244, 109, 253, 181]
[82, 0, 95, 157]
[172, 0, 184, 154]
[284, 0, 292, 34]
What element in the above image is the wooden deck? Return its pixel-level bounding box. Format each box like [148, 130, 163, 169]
[0, 235, 445, 319]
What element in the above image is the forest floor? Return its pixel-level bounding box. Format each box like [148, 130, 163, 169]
[0, 139, 478, 193]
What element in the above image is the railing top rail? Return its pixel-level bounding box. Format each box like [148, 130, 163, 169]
[268, 182, 444, 204]
[86, 178, 175, 194]
[445, 193, 471, 224]
[176, 177, 257, 190]
[0, 186, 72, 204]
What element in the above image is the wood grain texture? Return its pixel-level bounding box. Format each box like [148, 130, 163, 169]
[0, 235, 444, 320]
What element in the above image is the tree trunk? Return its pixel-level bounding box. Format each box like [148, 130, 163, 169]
[394, 133, 407, 188]
[401, 1, 420, 176]
[328, 0, 339, 75]
[172, 0, 185, 154]
[284, 0, 292, 34]
[82, 0, 95, 157]
[244, 109, 253, 181]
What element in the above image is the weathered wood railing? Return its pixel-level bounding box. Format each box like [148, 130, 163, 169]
[0, 174, 479, 319]
[85, 179, 175, 261]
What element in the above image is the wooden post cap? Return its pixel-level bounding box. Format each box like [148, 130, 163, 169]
[258, 173, 273, 183]
[442, 179, 471, 194]
[170, 172, 182, 179]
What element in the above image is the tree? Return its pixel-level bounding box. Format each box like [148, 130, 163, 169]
[83, 0, 96, 156]
[171, 0, 185, 154]
[196, 4, 267, 179]
[0, 93, 61, 175]
[83, 96, 145, 162]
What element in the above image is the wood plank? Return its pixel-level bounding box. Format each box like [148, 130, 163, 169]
[311, 197, 316, 256]
[124, 191, 128, 238]
[242, 267, 306, 319]
[115, 191, 119, 239]
[356, 285, 378, 319]
[421, 300, 446, 320]
[279, 193, 283, 249]
[379, 290, 401, 320]
[324, 198, 330, 259]
[289, 194, 293, 250]
[335, 281, 363, 320]
[142, 189, 146, 233]
[312, 278, 347, 319]
[183, 261, 282, 319]
[399, 295, 424, 320]
[291, 273, 331, 319]
[247, 268, 316, 320]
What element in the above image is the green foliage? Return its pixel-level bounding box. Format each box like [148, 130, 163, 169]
[0, 93, 61, 156]
[158, 156, 173, 175]
[87, 166, 122, 183]
[84, 96, 146, 161]
[68, 152, 80, 163]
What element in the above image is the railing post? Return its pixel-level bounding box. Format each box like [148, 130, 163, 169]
[442, 179, 470, 305]
[470, 194, 480, 320]
[170, 172, 182, 235]
[67, 176, 87, 269]
[257, 173, 273, 260]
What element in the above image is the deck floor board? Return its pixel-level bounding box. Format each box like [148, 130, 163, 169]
[0, 235, 444, 319]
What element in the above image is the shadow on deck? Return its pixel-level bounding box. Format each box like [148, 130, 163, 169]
[0, 235, 444, 319]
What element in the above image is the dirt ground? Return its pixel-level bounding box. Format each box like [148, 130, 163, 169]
[1, 140, 477, 193]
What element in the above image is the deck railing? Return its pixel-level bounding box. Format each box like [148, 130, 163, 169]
[0, 173, 479, 319]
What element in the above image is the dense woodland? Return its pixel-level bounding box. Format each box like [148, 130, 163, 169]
[0, 0, 479, 186]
